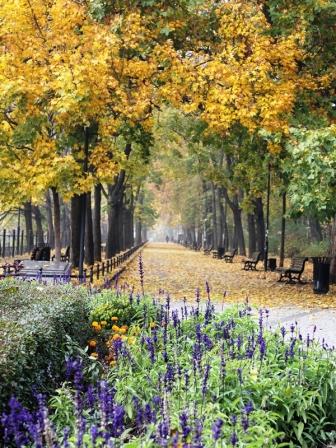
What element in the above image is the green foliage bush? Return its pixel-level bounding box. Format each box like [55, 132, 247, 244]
[0, 279, 90, 409]
[3, 294, 336, 447]
[88, 290, 158, 327]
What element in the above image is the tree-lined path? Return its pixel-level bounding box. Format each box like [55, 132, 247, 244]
[120, 242, 336, 345]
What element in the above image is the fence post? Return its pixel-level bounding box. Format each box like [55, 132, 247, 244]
[12, 230, 15, 258]
[2, 229, 6, 258]
[102, 262, 105, 277]
[20, 230, 24, 255]
[97, 264, 100, 280]
[90, 266, 94, 283]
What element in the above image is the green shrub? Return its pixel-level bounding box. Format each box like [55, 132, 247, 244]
[0, 279, 90, 409]
[88, 290, 158, 327]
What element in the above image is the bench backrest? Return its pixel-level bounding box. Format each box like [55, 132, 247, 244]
[226, 248, 237, 256]
[30, 247, 40, 260]
[290, 257, 307, 272]
[251, 251, 261, 262]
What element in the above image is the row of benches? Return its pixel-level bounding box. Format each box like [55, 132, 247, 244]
[203, 247, 307, 284]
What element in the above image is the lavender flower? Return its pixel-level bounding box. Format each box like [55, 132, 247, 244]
[212, 418, 224, 441]
[193, 418, 204, 448]
[230, 431, 238, 446]
[145, 337, 156, 363]
[202, 364, 211, 396]
[138, 254, 144, 295]
[179, 411, 191, 442]
[243, 401, 254, 415]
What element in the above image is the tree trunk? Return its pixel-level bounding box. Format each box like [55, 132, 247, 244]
[255, 197, 265, 259]
[279, 192, 286, 267]
[223, 199, 229, 251]
[71, 195, 82, 268]
[211, 182, 218, 248]
[107, 190, 121, 258]
[106, 143, 132, 258]
[309, 216, 323, 242]
[33, 206, 44, 247]
[217, 189, 224, 247]
[93, 184, 102, 261]
[23, 201, 34, 252]
[222, 188, 245, 255]
[232, 206, 246, 255]
[51, 188, 61, 262]
[247, 214, 256, 256]
[60, 202, 71, 248]
[45, 190, 55, 248]
[129, 200, 134, 247]
[329, 216, 336, 283]
[85, 192, 94, 265]
[136, 219, 142, 245]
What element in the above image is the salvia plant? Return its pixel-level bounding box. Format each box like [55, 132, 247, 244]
[2, 287, 336, 447]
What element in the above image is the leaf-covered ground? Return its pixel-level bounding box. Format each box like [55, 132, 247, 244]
[119, 243, 336, 308]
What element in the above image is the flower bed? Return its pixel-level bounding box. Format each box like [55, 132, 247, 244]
[0, 279, 90, 409]
[3, 291, 336, 447]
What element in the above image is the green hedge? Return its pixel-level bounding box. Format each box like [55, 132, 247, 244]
[0, 279, 90, 409]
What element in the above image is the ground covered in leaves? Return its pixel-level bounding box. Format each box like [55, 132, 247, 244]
[119, 243, 336, 308]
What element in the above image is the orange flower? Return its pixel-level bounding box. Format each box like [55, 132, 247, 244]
[91, 321, 99, 328]
[112, 325, 120, 332]
[88, 339, 97, 348]
[100, 321, 107, 327]
[90, 352, 99, 359]
[119, 328, 127, 335]
[112, 334, 121, 341]
[94, 324, 102, 332]
[111, 316, 118, 322]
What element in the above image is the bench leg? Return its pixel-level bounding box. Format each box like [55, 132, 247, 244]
[286, 272, 296, 284]
[277, 273, 285, 282]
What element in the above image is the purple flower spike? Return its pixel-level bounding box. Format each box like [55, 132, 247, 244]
[212, 418, 224, 441]
[230, 431, 238, 446]
[202, 364, 211, 396]
[179, 411, 191, 442]
[138, 254, 145, 296]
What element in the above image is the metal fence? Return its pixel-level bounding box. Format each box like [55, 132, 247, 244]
[0, 242, 146, 286]
[0, 229, 50, 258]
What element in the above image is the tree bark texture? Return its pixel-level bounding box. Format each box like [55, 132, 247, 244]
[279, 192, 286, 267]
[254, 197, 265, 259]
[33, 206, 44, 247]
[85, 192, 94, 266]
[45, 190, 55, 248]
[93, 184, 102, 261]
[23, 201, 34, 252]
[51, 188, 61, 262]
[71, 195, 82, 268]
[247, 213, 256, 256]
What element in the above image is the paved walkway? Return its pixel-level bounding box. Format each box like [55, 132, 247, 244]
[119, 243, 336, 346]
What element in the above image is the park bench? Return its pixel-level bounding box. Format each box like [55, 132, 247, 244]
[30, 247, 40, 261]
[212, 247, 225, 259]
[52, 246, 70, 262]
[276, 257, 308, 284]
[223, 248, 237, 263]
[243, 251, 261, 271]
[203, 245, 213, 255]
[31, 246, 51, 261]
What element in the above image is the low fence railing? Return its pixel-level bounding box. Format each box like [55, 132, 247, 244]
[0, 242, 146, 285]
